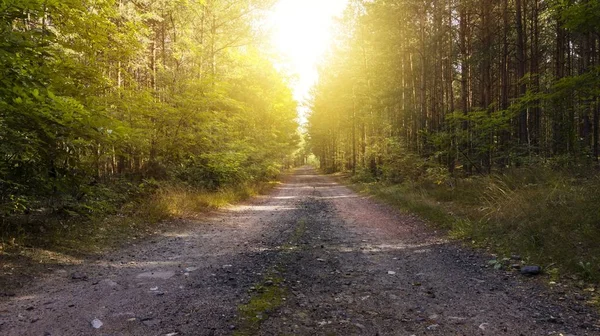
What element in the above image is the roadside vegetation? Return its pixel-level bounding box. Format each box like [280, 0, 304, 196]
[0, 1, 298, 255]
[1, 180, 279, 256]
[342, 154, 600, 285]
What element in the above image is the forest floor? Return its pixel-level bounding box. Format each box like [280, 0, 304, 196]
[0, 166, 599, 335]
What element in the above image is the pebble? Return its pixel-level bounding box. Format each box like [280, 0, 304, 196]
[447, 316, 467, 324]
[354, 323, 365, 329]
[71, 272, 88, 281]
[91, 318, 103, 329]
[520, 266, 541, 276]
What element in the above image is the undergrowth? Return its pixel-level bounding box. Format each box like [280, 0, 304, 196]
[346, 165, 600, 284]
[0, 180, 278, 256]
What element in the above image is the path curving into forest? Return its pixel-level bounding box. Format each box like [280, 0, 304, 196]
[0, 167, 598, 335]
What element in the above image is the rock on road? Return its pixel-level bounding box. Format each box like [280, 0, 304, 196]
[0, 167, 598, 335]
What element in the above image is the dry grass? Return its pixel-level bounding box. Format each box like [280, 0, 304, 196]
[0, 180, 279, 256]
[0, 179, 279, 294]
[348, 167, 600, 283]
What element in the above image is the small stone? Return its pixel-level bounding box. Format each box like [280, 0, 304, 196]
[142, 318, 160, 327]
[510, 254, 522, 260]
[150, 287, 159, 291]
[71, 272, 88, 281]
[91, 318, 103, 329]
[447, 316, 467, 324]
[520, 266, 541, 276]
[427, 324, 439, 330]
[102, 279, 118, 287]
[264, 280, 274, 286]
[479, 322, 489, 331]
[136, 271, 175, 280]
[387, 271, 396, 275]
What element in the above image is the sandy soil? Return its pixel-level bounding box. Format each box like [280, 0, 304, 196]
[0, 166, 598, 335]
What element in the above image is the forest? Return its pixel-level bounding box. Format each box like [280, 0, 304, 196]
[2, 0, 600, 282]
[309, 0, 600, 173]
[307, 0, 600, 279]
[0, 0, 299, 238]
[1, 1, 600, 333]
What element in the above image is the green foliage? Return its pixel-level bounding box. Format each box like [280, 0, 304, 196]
[0, 1, 299, 231]
[308, 0, 600, 175]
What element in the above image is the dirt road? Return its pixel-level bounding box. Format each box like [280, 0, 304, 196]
[0, 167, 598, 335]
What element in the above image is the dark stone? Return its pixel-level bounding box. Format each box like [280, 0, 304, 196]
[70, 272, 88, 281]
[520, 266, 541, 276]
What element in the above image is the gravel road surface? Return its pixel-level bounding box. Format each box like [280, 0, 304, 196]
[0, 167, 598, 335]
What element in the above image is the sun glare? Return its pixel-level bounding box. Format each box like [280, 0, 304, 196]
[267, 0, 348, 122]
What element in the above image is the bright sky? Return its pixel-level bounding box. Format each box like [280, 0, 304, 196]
[267, 0, 348, 123]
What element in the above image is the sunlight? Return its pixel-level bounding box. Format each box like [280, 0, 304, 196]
[267, 0, 348, 122]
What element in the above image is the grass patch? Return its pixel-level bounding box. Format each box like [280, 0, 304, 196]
[344, 167, 600, 284]
[234, 216, 309, 334]
[235, 274, 286, 336]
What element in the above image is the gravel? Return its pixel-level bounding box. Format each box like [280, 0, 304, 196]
[0, 167, 598, 335]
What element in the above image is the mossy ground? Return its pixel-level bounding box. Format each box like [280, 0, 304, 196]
[235, 274, 287, 336]
[234, 218, 308, 335]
